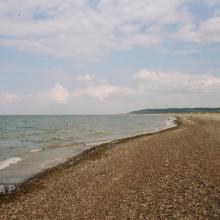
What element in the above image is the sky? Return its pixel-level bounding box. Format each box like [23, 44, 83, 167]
[0, 0, 220, 114]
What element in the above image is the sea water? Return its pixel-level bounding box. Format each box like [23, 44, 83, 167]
[0, 114, 176, 184]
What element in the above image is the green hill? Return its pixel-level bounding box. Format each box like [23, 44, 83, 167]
[129, 108, 220, 114]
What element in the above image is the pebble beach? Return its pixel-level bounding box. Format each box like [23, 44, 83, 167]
[0, 114, 220, 219]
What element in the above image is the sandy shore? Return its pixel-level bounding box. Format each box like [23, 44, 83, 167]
[0, 114, 220, 219]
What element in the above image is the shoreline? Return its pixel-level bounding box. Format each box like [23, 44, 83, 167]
[0, 114, 220, 219]
[0, 117, 179, 201]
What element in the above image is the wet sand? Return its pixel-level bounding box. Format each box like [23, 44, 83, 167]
[0, 114, 220, 219]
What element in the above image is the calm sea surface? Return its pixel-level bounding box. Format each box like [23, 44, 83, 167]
[0, 114, 175, 184]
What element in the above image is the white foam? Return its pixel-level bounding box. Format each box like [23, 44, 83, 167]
[29, 148, 42, 153]
[0, 157, 22, 170]
[165, 117, 177, 128]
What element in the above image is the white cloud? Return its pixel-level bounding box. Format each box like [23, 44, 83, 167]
[196, 76, 220, 88]
[175, 23, 200, 43]
[199, 16, 220, 43]
[0, 0, 196, 57]
[47, 83, 70, 104]
[76, 74, 95, 82]
[0, 93, 20, 104]
[37, 82, 136, 104]
[134, 69, 220, 92]
[2, 69, 220, 109]
[1, 70, 220, 112]
[84, 84, 118, 101]
[175, 15, 220, 44]
[73, 83, 137, 101]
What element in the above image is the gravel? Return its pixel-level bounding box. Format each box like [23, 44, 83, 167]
[0, 115, 220, 219]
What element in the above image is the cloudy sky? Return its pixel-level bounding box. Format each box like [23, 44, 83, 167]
[0, 0, 220, 114]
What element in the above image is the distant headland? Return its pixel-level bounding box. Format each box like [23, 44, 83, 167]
[129, 108, 220, 114]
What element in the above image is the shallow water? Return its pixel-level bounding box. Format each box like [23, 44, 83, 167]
[0, 114, 175, 184]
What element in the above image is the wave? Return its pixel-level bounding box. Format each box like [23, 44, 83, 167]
[86, 140, 109, 147]
[0, 157, 22, 170]
[29, 148, 43, 153]
[166, 117, 176, 128]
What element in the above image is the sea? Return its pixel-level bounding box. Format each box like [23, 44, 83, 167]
[0, 114, 176, 184]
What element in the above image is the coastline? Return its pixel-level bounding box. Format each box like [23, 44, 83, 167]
[0, 116, 179, 200]
[0, 114, 175, 186]
[1, 114, 220, 219]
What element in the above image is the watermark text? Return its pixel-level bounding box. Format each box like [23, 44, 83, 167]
[0, 184, 17, 195]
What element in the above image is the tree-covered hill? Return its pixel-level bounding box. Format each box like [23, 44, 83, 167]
[129, 108, 220, 114]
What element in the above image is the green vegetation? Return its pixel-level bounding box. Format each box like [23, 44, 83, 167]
[129, 108, 220, 114]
